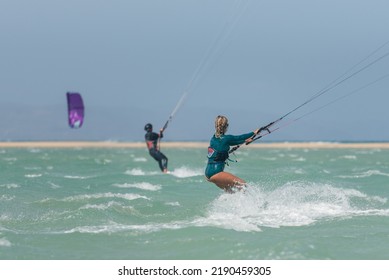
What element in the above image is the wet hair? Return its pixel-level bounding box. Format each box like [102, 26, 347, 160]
[214, 115, 228, 138]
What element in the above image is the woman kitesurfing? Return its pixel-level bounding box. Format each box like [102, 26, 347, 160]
[205, 39, 389, 192]
[205, 115, 260, 192]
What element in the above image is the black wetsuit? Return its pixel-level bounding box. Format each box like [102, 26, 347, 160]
[145, 131, 168, 172]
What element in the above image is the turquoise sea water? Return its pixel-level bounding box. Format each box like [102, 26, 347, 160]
[1, 144, 389, 260]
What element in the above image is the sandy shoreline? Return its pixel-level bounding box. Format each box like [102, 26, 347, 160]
[1, 141, 389, 149]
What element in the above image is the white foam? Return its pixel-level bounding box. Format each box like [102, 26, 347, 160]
[202, 181, 389, 232]
[113, 182, 161, 191]
[3, 157, 17, 162]
[0, 238, 11, 247]
[129, 168, 147, 175]
[64, 175, 91, 179]
[170, 166, 203, 178]
[133, 157, 147, 162]
[339, 170, 389, 178]
[25, 174, 42, 178]
[63, 222, 183, 234]
[339, 155, 357, 160]
[0, 183, 20, 189]
[125, 168, 145, 176]
[58, 182, 389, 235]
[292, 157, 306, 162]
[61, 192, 150, 202]
[165, 202, 181, 207]
[79, 201, 123, 210]
[48, 182, 62, 189]
[0, 195, 15, 201]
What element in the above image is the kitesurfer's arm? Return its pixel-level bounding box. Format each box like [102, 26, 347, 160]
[159, 129, 164, 139]
[245, 128, 260, 144]
[224, 132, 254, 146]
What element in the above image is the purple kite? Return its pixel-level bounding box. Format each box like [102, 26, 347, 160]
[66, 92, 85, 128]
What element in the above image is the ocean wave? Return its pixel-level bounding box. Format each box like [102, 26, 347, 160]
[113, 182, 162, 191]
[64, 175, 93, 179]
[0, 183, 20, 189]
[125, 168, 145, 176]
[338, 170, 389, 178]
[3, 157, 17, 162]
[170, 166, 203, 178]
[55, 181, 389, 235]
[0, 237, 11, 247]
[203, 181, 389, 232]
[25, 174, 43, 178]
[62, 222, 183, 234]
[125, 168, 159, 176]
[79, 201, 123, 210]
[28, 148, 41, 153]
[65, 192, 150, 202]
[0, 195, 15, 201]
[339, 155, 357, 160]
[165, 202, 181, 207]
[39, 192, 150, 203]
[52, 181, 389, 235]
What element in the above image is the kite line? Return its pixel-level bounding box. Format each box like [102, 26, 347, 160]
[161, 0, 251, 133]
[230, 40, 389, 153]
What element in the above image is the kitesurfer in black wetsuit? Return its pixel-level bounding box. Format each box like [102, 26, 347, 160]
[144, 123, 168, 173]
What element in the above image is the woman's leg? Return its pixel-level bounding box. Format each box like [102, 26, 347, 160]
[208, 171, 246, 193]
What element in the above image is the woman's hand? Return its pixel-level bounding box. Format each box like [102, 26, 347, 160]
[245, 128, 260, 144]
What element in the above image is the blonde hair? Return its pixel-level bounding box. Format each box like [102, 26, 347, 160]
[214, 115, 229, 138]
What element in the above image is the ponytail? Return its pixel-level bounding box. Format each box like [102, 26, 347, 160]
[215, 115, 229, 138]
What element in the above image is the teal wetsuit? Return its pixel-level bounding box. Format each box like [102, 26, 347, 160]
[205, 132, 254, 179]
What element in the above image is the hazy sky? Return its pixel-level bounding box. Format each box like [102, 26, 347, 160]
[1, 0, 388, 142]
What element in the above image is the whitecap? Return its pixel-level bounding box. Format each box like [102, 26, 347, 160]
[0, 238, 11, 247]
[48, 182, 62, 189]
[3, 157, 17, 162]
[62, 222, 183, 234]
[338, 170, 389, 178]
[0, 183, 20, 189]
[113, 182, 161, 191]
[339, 155, 357, 160]
[133, 157, 147, 162]
[79, 201, 123, 210]
[170, 166, 203, 178]
[201, 181, 389, 232]
[64, 175, 91, 179]
[165, 202, 181, 207]
[25, 174, 42, 178]
[0, 195, 15, 201]
[292, 157, 306, 162]
[60, 192, 150, 202]
[125, 168, 146, 176]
